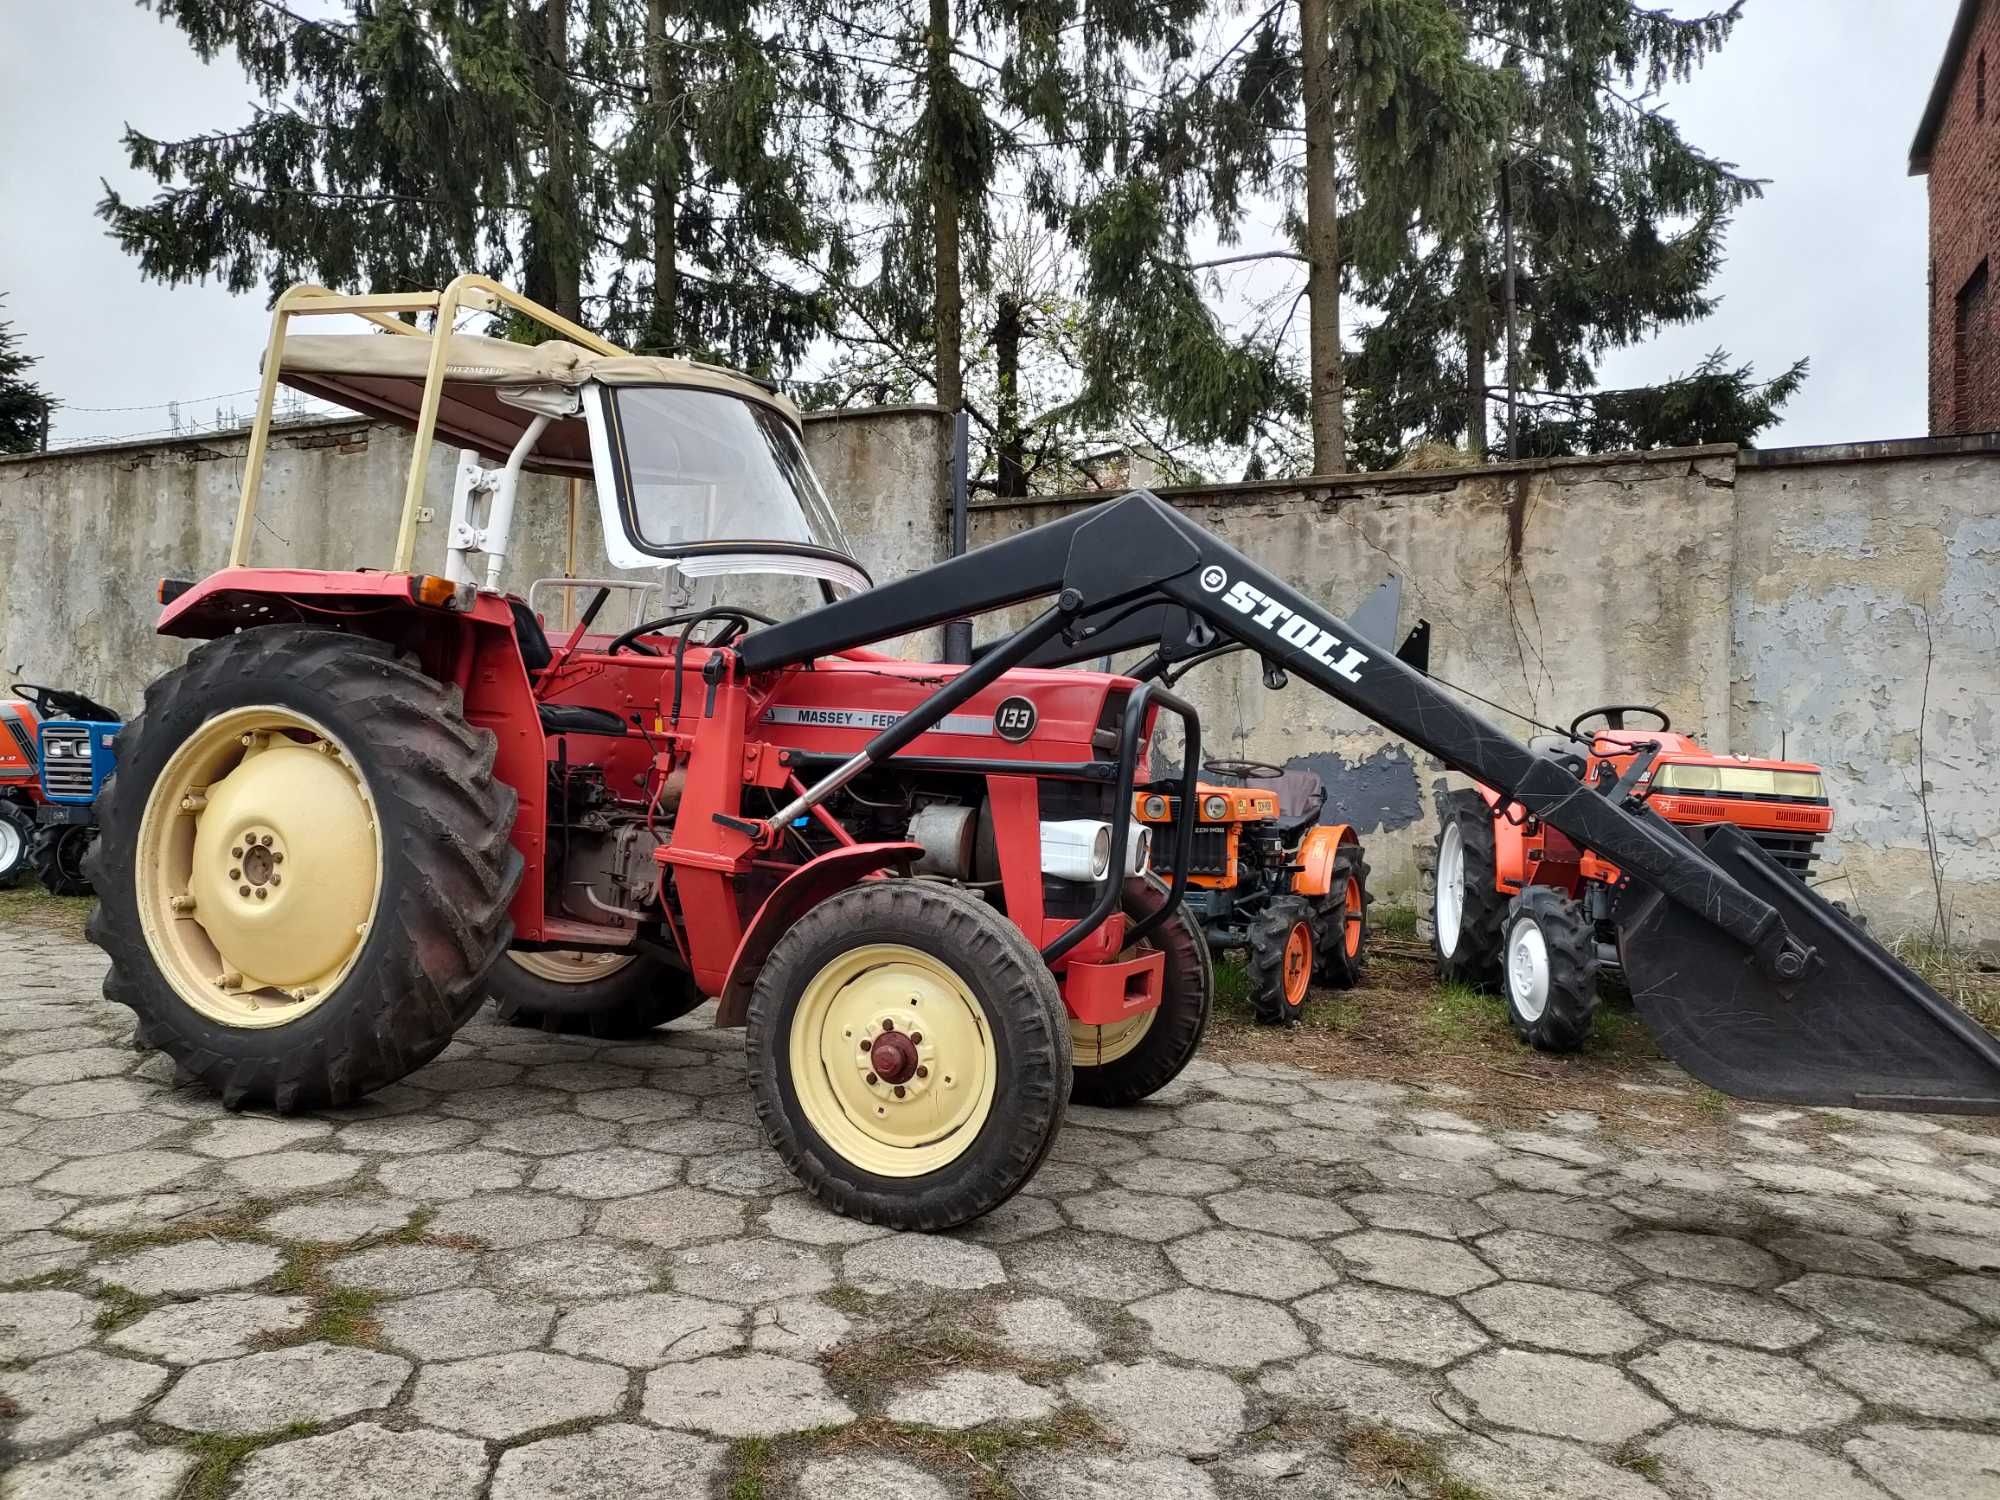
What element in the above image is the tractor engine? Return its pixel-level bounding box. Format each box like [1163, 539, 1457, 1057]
[543, 764, 671, 930]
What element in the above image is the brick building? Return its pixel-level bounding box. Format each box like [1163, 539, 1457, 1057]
[1913, 0, 2000, 433]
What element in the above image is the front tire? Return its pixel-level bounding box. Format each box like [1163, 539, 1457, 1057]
[492, 949, 705, 1039]
[1070, 875, 1212, 1107]
[87, 627, 523, 1112]
[34, 825, 94, 898]
[1247, 895, 1316, 1025]
[0, 802, 33, 889]
[1431, 789, 1507, 990]
[1313, 843, 1370, 989]
[1502, 886, 1598, 1053]
[747, 880, 1070, 1230]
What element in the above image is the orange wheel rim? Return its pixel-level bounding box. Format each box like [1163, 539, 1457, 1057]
[1283, 921, 1312, 1005]
[1343, 877, 1363, 958]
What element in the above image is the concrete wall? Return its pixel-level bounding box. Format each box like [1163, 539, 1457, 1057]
[2, 418, 1993, 947]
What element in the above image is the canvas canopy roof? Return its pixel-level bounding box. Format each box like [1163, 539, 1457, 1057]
[274, 331, 800, 477]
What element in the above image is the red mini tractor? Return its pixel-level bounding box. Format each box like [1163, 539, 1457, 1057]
[86, 278, 2000, 1232]
[1431, 704, 1834, 1051]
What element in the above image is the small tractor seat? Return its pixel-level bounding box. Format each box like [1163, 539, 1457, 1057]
[506, 597, 629, 737]
[1245, 769, 1329, 838]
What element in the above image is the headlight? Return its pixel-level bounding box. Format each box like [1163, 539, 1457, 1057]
[1128, 825, 1153, 875]
[1040, 819, 1113, 882]
[1141, 794, 1169, 820]
[1653, 763, 1824, 799]
[44, 741, 69, 758]
[1202, 794, 1229, 821]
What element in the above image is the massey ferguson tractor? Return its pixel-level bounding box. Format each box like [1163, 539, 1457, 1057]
[0, 681, 120, 895]
[1132, 760, 1370, 1023]
[1431, 705, 1836, 1053]
[86, 277, 2000, 1232]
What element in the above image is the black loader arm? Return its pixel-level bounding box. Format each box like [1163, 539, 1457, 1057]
[741, 489, 2000, 1114]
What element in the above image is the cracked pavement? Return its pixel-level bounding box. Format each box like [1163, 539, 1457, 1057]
[3, 916, 2000, 1499]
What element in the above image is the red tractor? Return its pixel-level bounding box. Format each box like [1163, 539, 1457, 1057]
[85, 278, 2000, 1232]
[1431, 705, 1834, 1051]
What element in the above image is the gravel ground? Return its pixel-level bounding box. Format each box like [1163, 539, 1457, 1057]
[3, 914, 2000, 1499]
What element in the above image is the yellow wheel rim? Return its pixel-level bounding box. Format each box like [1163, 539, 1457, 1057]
[510, 950, 637, 983]
[1071, 1008, 1155, 1068]
[788, 943, 996, 1178]
[135, 705, 382, 1029]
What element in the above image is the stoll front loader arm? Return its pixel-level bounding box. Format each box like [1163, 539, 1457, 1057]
[741, 490, 2000, 1116]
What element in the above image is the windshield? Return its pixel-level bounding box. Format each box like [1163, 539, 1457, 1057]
[609, 386, 863, 586]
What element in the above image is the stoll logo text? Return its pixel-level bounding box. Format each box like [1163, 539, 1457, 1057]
[1195, 567, 1368, 684]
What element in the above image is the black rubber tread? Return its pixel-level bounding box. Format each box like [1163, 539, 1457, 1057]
[1312, 843, 1372, 989]
[33, 825, 94, 898]
[1431, 788, 1508, 991]
[1070, 874, 1214, 1108]
[86, 626, 523, 1113]
[492, 951, 706, 1039]
[745, 879, 1072, 1230]
[1502, 885, 1600, 1053]
[0, 800, 34, 889]
[1246, 894, 1315, 1025]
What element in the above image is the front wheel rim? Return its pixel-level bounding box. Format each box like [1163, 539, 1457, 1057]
[1508, 920, 1551, 1021]
[1342, 876, 1364, 958]
[1436, 823, 1464, 956]
[788, 943, 997, 1178]
[510, 950, 638, 984]
[1073, 1007, 1155, 1067]
[0, 817, 20, 871]
[1283, 921, 1313, 1006]
[135, 705, 383, 1029]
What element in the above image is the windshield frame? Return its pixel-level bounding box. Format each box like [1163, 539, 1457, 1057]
[598, 382, 871, 587]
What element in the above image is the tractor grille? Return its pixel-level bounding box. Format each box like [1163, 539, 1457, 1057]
[1160, 826, 1232, 879]
[1750, 831, 1819, 879]
[39, 725, 96, 800]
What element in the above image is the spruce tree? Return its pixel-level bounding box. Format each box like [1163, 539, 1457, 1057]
[0, 301, 54, 455]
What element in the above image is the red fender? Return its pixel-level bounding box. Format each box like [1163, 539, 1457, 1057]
[1291, 822, 1357, 898]
[712, 841, 923, 1027]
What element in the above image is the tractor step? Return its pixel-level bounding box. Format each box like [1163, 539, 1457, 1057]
[1619, 825, 2000, 1114]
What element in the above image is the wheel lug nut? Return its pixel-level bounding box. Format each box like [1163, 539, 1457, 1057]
[893, 1085, 906, 1098]
[239, 885, 251, 898]
[881, 1018, 894, 1031]
[865, 1073, 878, 1086]
[916, 1065, 928, 1078]
[909, 1033, 922, 1044]
[270, 875, 281, 887]
[860, 1038, 870, 1051]
[272, 852, 284, 865]
[255, 888, 268, 901]
[259, 834, 273, 846]
[231, 846, 244, 859]
[229, 868, 241, 881]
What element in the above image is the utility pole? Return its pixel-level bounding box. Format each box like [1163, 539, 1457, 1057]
[1500, 156, 1520, 460]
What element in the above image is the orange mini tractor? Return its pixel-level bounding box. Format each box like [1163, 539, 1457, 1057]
[1133, 761, 1369, 1024]
[1431, 704, 1834, 1051]
[84, 278, 2000, 1234]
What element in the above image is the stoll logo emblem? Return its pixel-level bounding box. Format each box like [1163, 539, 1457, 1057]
[1198, 565, 1229, 593]
[1197, 564, 1371, 684]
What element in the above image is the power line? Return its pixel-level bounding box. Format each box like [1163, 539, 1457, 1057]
[55, 386, 266, 414]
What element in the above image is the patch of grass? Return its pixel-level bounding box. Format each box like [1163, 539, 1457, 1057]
[293, 1285, 382, 1349]
[1374, 903, 1421, 939]
[814, 1409, 1105, 1499]
[176, 1423, 321, 1500]
[270, 1242, 338, 1297]
[1425, 980, 1502, 1045]
[0, 885, 91, 939]
[818, 1286, 874, 1316]
[726, 1436, 774, 1500]
[0, 1269, 84, 1294]
[81, 1203, 272, 1256]
[819, 1327, 1071, 1404]
[1213, 955, 1250, 1011]
[1614, 1443, 1665, 1480]
[1894, 933, 2000, 1031]
[92, 1283, 163, 1332]
[1341, 1424, 1489, 1500]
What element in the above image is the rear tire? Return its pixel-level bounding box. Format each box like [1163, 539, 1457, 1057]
[747, 880, 1070, 1229]
[1247, 895, 1315, 1025]
[1070, 875, 1212, 1107]
[1502, 886, 1598, 1053]
[1431, 789, 1507, 990]
[0, 801, 33, 889]
[87, 627, 523, 1112]
[1313, 844, 1370, 989]
[492, 950, 705, 1039]
[34, 825, 94, 898]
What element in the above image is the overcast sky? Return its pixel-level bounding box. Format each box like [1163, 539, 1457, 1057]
[0, 0, 1959, 451]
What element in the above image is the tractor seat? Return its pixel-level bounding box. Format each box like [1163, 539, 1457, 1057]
[1244, 769, 1329, 838]
[537, 703, 630, 737]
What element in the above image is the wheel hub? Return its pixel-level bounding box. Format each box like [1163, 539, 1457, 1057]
[867, 1023, 922, 1086]
[1436, 823, 1464, 956]
[1508, 921, 1551, 1021]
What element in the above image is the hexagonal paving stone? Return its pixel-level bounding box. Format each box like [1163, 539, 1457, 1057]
[1439, 1432, 1663, 1500]
[686, 1149, 793, 1197]
[1103, 1157, 1239, 1197]
[378, 1149, 527, 1200]
[1767, 1228, 1915, 1277]
[376, 1288, 557, 1360]
[488, 1237, 660, 1300]
[1148, 1127, 1264, 1166]
[552, 1291, 743, 1365]
[333, 1116, 482, 1155]
[1477, 1190, 1629, 1241]
[629, 1118, 761, 1155]
[1906, 1233, 2000, 1271]
[331, 1243, 481, 1295]
[37, 1149, 203, 1197]
[1447, 1348, 1669, 1443]
[668, 1236, 834, 1304]
[1006, 1232, 1177, 1304]
[531, 1147, 683, 1198]
[1346, 1191, 1496, 1241]
[1806, 1335, 2000, 1420]
[1460, 1282, 1652, 1356]
[642, 1353, 855, 1436]
[1049, 1127, 1149, 1166]
[108, 1293, 314, 1363]
[1207, 1187, 1357, 1239]
[1256, 1352, 1455, 1436]
[750, 1298, 851, 1357]
[187, 1116, 333, 1159]
[759, 1192, 896, 1246]
[1334, 1229, 1494, 1296]
[14, 1077, 160, 1119]
[992, 1295, 1101, 1361]
[1777, 1273, 1976, 1342]
[1472, 1229, 1637, 1291]
[1294, 1283, 1487, 1368]
[1007, 1451, 1219, 1500]
[1, 1431, 195, 1500]
[1129, 1287, 1309, 1368]
[411, 1350, 626, 1439]
[1617, 1229, 1779, 1287]
[0, 1352, 169, 1448]
[153, 1342, 409, 1434]
[884, 1368, 1060, 1428]
[1844, 1423, 2000, 1500]
[95, 1239, 285, 1296]
[231, 1422, 490, 1500]
[491, 1423, 726, 1500]
[0, 1288, 96, 1360]
[259, 1197, 420, 1244]
[843, 1232, 1005, 1291]
[0, 1231, 88, 1280]
[1064, 1359, 1246, 1455]
[1364, 1153, 1499, 1198]
[1933, 1273, 2000, 1322]
[598, 1186, 748, 1249]
[407, 1058, 525, 1092]
[1166, 1228, 1337, 1299]
[574, 1087, 698, 1125]
[1631, 1339, 1862, 1431]
[1062, 1188, 1210, 1242]
[426, 1191, 586, 1248]
[794, 1456, 952, 1500]
[24, 1112, 184, 1158]
[485, 1112, 621, 1157]
[1646, 1423, 1885, 1500]
[1626, 1280, 1817, 1350]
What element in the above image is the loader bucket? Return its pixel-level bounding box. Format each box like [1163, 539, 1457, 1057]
[1619, 824, 2000, 1115]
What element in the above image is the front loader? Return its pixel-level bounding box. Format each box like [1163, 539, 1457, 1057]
[87, 277, 2000, 1235]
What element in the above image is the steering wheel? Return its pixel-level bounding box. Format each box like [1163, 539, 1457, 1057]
[604, 608, 776, 657]
[1568, 704, 1671, 740]
[1203, 758, 1285, 782]
[11, 683, 119, 723]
